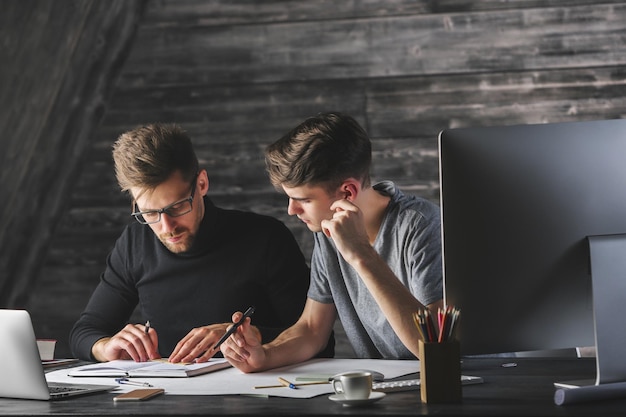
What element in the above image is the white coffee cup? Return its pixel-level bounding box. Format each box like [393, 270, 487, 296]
[332, 371, 373, 400]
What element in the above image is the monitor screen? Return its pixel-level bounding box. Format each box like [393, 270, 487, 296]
[438, 118, 626, 356]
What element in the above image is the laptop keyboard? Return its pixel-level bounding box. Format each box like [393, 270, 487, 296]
[373, 379, 420, 392]
[48, 383, 87, 394]
[373, 375, 484, 393]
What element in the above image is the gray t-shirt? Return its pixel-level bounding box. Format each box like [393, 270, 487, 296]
[307, 181, 443, 359]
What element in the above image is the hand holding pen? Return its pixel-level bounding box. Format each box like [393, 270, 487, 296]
[91, 320, 160, 363]
[219, 307, 268, 373]
[141, 320, 160, 361]
[213, 306, 255, 350]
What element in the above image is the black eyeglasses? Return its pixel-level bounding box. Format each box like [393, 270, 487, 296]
[131, 177, 197, 225]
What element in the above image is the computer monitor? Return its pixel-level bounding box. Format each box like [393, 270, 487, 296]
[438, 119, 626, 372]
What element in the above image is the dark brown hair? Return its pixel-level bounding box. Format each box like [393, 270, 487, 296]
[112, 123, 199, 193]
[265, 112, 372, 193]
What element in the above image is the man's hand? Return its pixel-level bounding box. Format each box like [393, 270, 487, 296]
[91, 322, 160, 362]
[321, 199, 372, 264]
[219, 311, 264, 373]
[168, 323, 236, 364]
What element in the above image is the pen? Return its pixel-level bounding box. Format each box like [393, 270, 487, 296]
[115, 377, 153, 387]
[144, 320, 151, 335]
[278, 377, 298, 390]
[212, 306, 255, 350]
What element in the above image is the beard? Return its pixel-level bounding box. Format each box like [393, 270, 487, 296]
[159, 228, 196, 253]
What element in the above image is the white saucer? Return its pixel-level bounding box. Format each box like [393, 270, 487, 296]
[328, 391, 386, 406]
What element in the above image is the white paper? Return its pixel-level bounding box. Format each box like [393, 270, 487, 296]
[47, 358, 419, 399]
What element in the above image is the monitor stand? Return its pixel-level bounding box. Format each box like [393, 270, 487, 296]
[555, 234, 626, 388]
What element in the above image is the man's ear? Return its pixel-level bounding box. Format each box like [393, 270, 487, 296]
[341, 179, 360, 202]
[197, 169, 210, 196]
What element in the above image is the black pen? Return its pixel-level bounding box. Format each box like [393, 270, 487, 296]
[213, 306, 255, 350]
[144, 320, 151, 335]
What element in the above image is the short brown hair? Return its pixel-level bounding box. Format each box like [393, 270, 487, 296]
[112, 123, 199, 193]
[265, 112, 372, 193]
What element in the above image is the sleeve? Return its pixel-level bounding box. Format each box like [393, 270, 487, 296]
[409, 207, 444, 307]
[307, 232, 335, 304]
[68, 227, 140, 360]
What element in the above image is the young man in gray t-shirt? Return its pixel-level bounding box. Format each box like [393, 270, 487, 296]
[220, 112, 443, 372]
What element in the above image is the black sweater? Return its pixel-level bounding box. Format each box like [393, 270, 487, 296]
[70, 197, 333, 360]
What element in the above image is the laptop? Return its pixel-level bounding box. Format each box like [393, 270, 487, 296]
[0, 309, 117, 400]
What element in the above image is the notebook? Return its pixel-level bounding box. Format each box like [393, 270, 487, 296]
[68, 357, 231, 377]
[0, 309, 117, 400]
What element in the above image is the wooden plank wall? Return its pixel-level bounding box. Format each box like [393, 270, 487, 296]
[4, 0, 626, 358]
[0, 0, 145, 328]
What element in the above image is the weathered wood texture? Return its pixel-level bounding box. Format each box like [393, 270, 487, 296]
[0, 1, 146, 305]
[1, 0, 625, 358]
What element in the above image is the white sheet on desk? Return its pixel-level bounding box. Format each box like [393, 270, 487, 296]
[46, 358, 418, 399]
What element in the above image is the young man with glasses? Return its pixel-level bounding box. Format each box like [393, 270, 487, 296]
[70, 123, 334, 363]
[220, 112, 443, 372]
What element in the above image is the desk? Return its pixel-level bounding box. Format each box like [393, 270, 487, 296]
[2, 357, 624, 416]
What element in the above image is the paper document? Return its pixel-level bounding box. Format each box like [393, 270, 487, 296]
[68, 358, 231, 378]
[48, 358, 421, 398]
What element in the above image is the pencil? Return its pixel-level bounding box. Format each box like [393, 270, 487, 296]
[254, 380, 329, 389]
[412, 311, 426, 341]
[424, 309, 436, 342]
[116, 377, 153, 387]
[278, 377, 297, 389]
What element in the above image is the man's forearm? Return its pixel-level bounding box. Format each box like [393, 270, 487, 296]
[262, 322, 331, 370]
[351, 250, 436, 357]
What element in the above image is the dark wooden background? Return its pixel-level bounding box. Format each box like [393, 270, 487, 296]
[2, 0, 626, 359]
